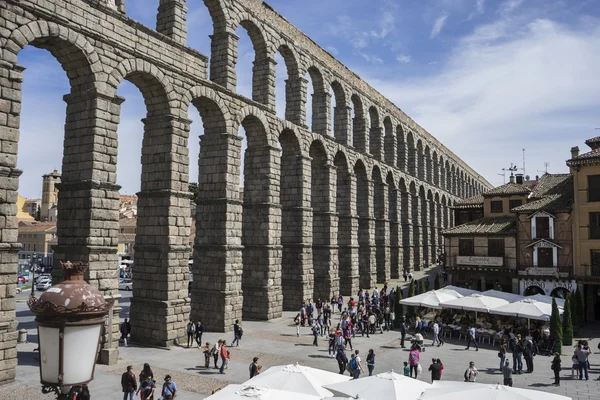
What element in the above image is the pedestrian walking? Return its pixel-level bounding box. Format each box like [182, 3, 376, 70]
[571, 351, 579, 378]
[574, 343, 590, 380]
[195, 320, 204, 347]
[344, 325, 353, 350]
[232, 320, 243, 347]
[465, 326, 478, 351]
[336, 346, 348, 374]
[219, 340, 229, 374]
[366, 349, 375, 376]
[551, 352, 562, 386]
[432, 321, 441, 347]
[512, 335, 524, 374]
[400, 318, 406, 348]
[502, 360, 513, 387]
[498, 339, 507, 371]
[202, 342, 211, 369]
[429, 358, 442, 382]
[249, 357, 261, 378]
[186, 320, 196, 348]
[403, 271, 408, 282]
[121, 365, 137, 400]
[312, 322, 320, 346]
[294, 313, 301, 336]
[137, 376, 155, 400]
[161, 375, 177, 400]
[211, 340, 221, 369]
[350, 350, 364, 379]
[524, 340, 535, 373]
[120, 318, 131, 347]
[437, 358, 444, 378]
[464, 361, 478, 382]
[409, 347, 420, 379]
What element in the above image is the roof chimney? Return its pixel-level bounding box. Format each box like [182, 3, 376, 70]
[515, 173, 524, 185]
[571, 146, 579, 158]
[509, 174, 515, 184]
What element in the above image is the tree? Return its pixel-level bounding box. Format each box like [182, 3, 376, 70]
[550, 296, 562, 354]
[188, 182, 199, 200]
[419, 279, 426, 295]
[562, 295, 573, 346]
[434, 274, 440, 290]
[574, 288, 585, 329]
[394, 286, 404, 328]
[35, 205, 40, 221]
[570, 290, 579, 335]
[406, 280, 416, 322]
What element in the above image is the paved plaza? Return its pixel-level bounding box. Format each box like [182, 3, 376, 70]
[5, 281, 600, 400]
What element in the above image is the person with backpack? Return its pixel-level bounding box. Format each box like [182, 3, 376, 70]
[232, 320, 243, 347]
[186, 320, 196, 348]
[161, 375, 177, 400]
[120, 318, 131, 347]
[366, 349, 375, 376]
[350, 350, 364, 379]
[408, 346, 420, 379]
[464, 361, 478, 382]
[336, 346, 348, 374]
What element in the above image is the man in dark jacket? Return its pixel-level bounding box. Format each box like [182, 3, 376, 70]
[121, 365, 137, 400]
[400, 319, 407, 348]
[120, 318, 131, 347]
[195, 320, 205, 347]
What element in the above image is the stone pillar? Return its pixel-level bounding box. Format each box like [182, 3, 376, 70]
[253, 56, 276, 110]
[389, 188, 401, 280]
[401, 191, 413, 274]
[130, 115, 191, 347]
[334, 105, 352, 146]
[359, 179, 376, 289]
[312, 91, 331, 136]
[385, 132, 397, 167]
[375, 183, 390, 283]
[338, 172, 359, 296]
[369, 127, 384, 160]
[281, 155, 313, 310]
[285, 77, 307, 127]
[430, 200, 438, 263]
[210, 31, 238, 92]
[51, 91, 124, 364]
[353, 117, 369, 154]
[156, 0, 188, 46]
[411, 194, 422, 271]
[421, 197, 430, 268]
[313, 163, 339, 301]
[192, 133, 243, 332]
[242, 145, 283, 320]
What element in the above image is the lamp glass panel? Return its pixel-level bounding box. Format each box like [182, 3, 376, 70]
[38, 326, 60, 384]
[62, 325, 101, 385]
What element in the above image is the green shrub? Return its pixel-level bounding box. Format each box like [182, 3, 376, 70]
[562, 295, 573, 346]
[394, 286, 404, 328]
[550, 296, 562, 354]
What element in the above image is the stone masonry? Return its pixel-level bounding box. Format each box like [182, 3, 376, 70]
[0, 0, 491, 385]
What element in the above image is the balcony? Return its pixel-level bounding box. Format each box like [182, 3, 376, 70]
[573, 265, 600, 281]
[517, 265, 572, 278]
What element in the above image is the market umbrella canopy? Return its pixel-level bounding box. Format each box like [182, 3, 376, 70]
[324, 370, 431, 400]
[206, 384, 321, 400]
[399, 289, 461, 309]
[247, 363, 349, 397]
[483, 290, 524, 303]
[438, 285, 479, 297]
[527, 293, 565, 308]
[419, 381, 571, 400]
[441, 293, 509, 313]
[489, 298, 561, 321]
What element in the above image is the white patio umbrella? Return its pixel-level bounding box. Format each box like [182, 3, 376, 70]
[438, 285, 479, 297]
[482, 290, 524, 303]
[419, 381, 571, 400]
[324, 370, 431, 400]
[489, 298, 562, 328]
[440, 293, 509, 319]
[206, 384, 321, 400]
[527, 293, 565, 308]
[399, 289, 461, 309]
[246, 363, 349, 397]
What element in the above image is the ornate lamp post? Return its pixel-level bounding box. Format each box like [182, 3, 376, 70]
[27, 261, 113, 399]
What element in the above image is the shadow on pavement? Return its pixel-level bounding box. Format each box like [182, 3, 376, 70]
[17, 350, 39, 367]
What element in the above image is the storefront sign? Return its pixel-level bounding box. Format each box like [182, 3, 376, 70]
[457, 256, 503, 267]
[522, 267, 559, 277]
[519, 279, 576, 296]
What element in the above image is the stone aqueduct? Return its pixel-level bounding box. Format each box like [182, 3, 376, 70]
[0, 0, 491, 382]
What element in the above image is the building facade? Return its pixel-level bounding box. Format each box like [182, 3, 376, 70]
[567, 138, 600, 320]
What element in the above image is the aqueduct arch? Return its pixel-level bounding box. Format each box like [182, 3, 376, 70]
[0, 0, 492, 383]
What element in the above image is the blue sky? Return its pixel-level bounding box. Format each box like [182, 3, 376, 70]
[15, 0, 600, 197]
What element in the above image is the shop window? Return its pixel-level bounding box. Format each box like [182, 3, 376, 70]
[588, 175, 600, 202]
[509, 199, 522, 210]
[459, 239, 474, 256]
[590, 212, 600, 239]
[536, 217, 550, 239]
[490, 200, 503, 213]
[537, 248, 553, 268]
[488, 238, 504, 258]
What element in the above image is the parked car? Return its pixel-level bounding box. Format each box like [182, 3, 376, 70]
[36, 279, 52, 291]
[118, 279, 132, 291]
[35, 274, 51, 284]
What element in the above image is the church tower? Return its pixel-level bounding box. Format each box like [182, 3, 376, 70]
[40, 170, 60, 222]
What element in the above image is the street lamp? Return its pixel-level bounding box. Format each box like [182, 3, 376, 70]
[27, 261, 113, 399]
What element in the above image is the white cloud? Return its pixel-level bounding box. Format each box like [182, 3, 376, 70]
[361, 17, 600, 185]
[431, 13, 449, 38]
[370, 12, 395, 39]
[499, 0, 523, 15]
[361, 53, 384, 64]
[467, 0, 485, 20]
[396, 54, 412, 64]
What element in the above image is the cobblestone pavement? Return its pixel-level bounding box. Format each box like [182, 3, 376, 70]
[6, 307, 600, 400]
